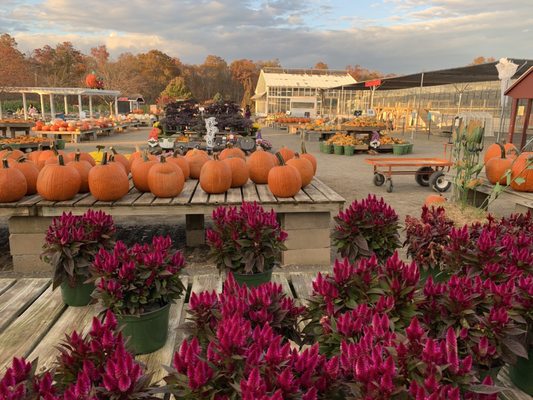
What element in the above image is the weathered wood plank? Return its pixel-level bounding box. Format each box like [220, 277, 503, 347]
[290, 272, 317, 303]
[113, 189, 143, 206]
[137, 277, 189, 384]
[0, 279, 16, 296]
[208, 193, 226, 205]
[0, 279, 50, 334]
[171, 179, 197, 205]
[293, 189, 314, 203]
[152, 196, 174, 205]
[133, 192, 156, 206]
[311, 178, 345, 203]
[28, 304, 99, 373]
[34, 199, 57, 207]
[190, 274, 224, 294]
[242, 182, 260, 203]
[190, 184, 209, 204]
[301, 183, 330, 203]
[271, 274, 293, 297]
[256, 184, 277, 203]
[276, 195, 297, 204]
[0, 286, 65, 373]
[74, 194, 98, 207]
[17, 194, 43, 207]
[54, 193, 90, 207]
[226, 188, 243, 204]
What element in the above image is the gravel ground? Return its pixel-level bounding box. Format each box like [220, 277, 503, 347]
[0, 126, 516, 278]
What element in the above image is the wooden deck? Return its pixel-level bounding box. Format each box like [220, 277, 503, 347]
[0, 274, 528, 399]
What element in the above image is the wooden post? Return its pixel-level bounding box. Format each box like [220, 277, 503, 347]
[89, 96, 93, 118]
[64, 95, 68, 114]
[77, 94, 82, 120]
[39, 94, 45, 120]
[0, 99, 3, 119]
[520, 99, 532, 150]
[22, 93, 28, 120]
[49, 94, 55, 119]
[114, 97, 119, 117]
[507, 97, 519, 144]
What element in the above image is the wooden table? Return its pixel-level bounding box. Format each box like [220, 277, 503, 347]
[0, 178, 344, 272]
[0, 274, 529, 399]
[35, 129, 98, 143]
[0, 122, 34, 137]
[469, 182, 533, 212]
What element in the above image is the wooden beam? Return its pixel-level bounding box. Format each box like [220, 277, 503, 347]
[22, 93, 27, 120]
[520, 98, 532, 150]
[78, 94, 82, 119]
[39, 94, 45, 121]
[64, 95, 68, 114]
[89, 96, 93, 118]
[508, 98, 519, 144]
[49, 94, 55, 119]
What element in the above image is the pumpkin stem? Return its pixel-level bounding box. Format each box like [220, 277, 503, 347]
[213, 153, 220, 161]
[51, 144, 59, 156]
[141, 151, 150, 162]
[101, 152, 109, 165]
[74, 151, 81, 162]
[301, 141, 307, 154]
[172, 149, 182, 157]
[160, 156, 166, 163]
[58, 154, 65, 166]
[274, 152, 285, 166]
[16, 156, 27, 163]
[110, 146, 118, 155]
[96, 145, 105, 151]
[2, 158, 9, 168]
[294, 152, 300, 159]
[226, 143, 234, 149]
[496, 143, 506, 159]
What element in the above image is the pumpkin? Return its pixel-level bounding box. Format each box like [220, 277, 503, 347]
[247, 148, 276, 184]
[424, 194, 446, 206]
[131, 152, 157, 192]
[485, 143, 513, 185]
[108, 154, 128, 175]
[130, 152, 157, 170]
[510, 152, 533, 192]
[286, 153, 313, 187]
[67, 152, 92, 193]
[88, 152, 130, 201]
[300, 142, 317, 174]
[12, 157, 39, 195]
[186, 148, 210, 179]
[484, 142, 518, 164]
[37, 155, 81, 201]
[128, 145, 143, 164]
[65, 149, 96, 166]
[278, 146, 295, 163]
[110, 147, 130, 174]
[147, 157, 184, 198]
[223, 156, 249, 188]
[220, 144, 245, 160]
[0, 158, 27, 202]
[27, 146, 43, 163]
[199, 153, 232, 194]
[38, 145, 64, 169]
[268, 152, 302, 198]
[0, 146, 25, 160]
[166, 150, 190, 180]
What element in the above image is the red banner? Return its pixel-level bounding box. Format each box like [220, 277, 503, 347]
[365, 79, 382, 87]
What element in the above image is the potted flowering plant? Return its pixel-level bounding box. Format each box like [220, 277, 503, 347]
[91, 236, 187, 354]
[41, 210, 115, 306]
[206, 202, 287, 287]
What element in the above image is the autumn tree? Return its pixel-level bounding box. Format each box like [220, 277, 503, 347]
[0, 33, 32, 90]
[314, 61, 329, 70]
[345, 64, 391, 81]
[31, 42, 87, 87]
[136, 50, 182, 102]
[470, 56, 496, 65]
[158, 76, 192, 106]
[230, 59, 257, 108]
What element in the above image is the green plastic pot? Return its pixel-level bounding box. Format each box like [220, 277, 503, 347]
[60, 281, 94, 307]
[406, 143, 414, 154]
[55, 139, 66, 150]
[232, 269, 273, 287]
[118, 303, 170, 355]
[392, 144, 408, 155]
[344, 145, 355, 156]
[510, 347, 533, 395]
[333, 144, 344, 155]
[322, 143, 333, 154]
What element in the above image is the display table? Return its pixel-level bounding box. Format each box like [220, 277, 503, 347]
[0, 122, 34, 137]
[467, 182, 533, 212]
[0, 178, 344, 272]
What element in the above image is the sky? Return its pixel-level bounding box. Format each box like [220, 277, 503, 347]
[1, 0, 532, 74]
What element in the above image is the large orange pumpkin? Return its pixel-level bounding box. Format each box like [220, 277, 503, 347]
[67, 152, 92, 193]
[110, 147, 130, 174]
[510, 152, 533, 192]
[278, 146, 295, 163]
[424, 194, 446, 206]
[247, 148, 276, 184]
[88, 152, 129, 201]
[147, 157, 184, 198]
[37, 155, 81, 201]
[65, 149, 96, 166]
[268, 152, 302, 198]
[199, 153, 232, 194]
[0, 159, 27, 202]
[12, 157, 39, 195]
[300, 142, 317, 174]
[130, 152, 156, 170]
[38, 146, 64, 169]
[223, 156, 249, 188]
[485, 143, 513, 185]
[166, 150, 190, 180]
[219, 144, 245, 160]
[128, 145, 143, 164]
[131, 152, 157, 192]
[27, 146, 43, 164]
[286, 153, 314, 187]
[0, 146, 25, 160]
[186, 149, 210, 179]
[484, 142, 518, 164]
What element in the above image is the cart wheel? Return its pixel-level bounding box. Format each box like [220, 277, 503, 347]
[386, 179, 393, 193]
[373, 173, 385, 186]
[415, 167, 434, 186]
[429, 171, 451, 192]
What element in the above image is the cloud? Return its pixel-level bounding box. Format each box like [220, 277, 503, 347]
[1, 0, 533, 74]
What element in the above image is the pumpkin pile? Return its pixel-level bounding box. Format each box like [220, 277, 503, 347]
[483, 142, 532, 192]
[325, 133, 365, 146]
[33, 118, 117, 133]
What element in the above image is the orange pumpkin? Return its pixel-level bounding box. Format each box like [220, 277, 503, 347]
[0, 158, 27, 202]
[0, 146, 25, 160]
[247, 148, 276, 184]
[219, 144, 245, 160]
[186, 149, 210, 179]
[88, 152, 130, 201]
[110, 147, 130, 174]
[286, 153, 313, 187]
[37, 155, 81, 201]
[166, 150, 190, 180]
[12, 157, 39, 195]
[67, 152, 92, 193]
[278, 146, 295, 163]
[484, 142, 518, 164]
[128, 145, 143, 164]
[147, 157, 184, 198]
[300, 142, 317, 174]
[485, 143, 513, 185]
[223, 156, 249, 188]
[38, 145, 64, 169]
[27, 146, 43, 164]
[108, 154, 128, 175]
[510, 152, 533, 192]
[131, 152, 157, 192]
[65, 149, 96, 166]
[199, 153, 232, 194]
[424, 194, 446, 206]
[268, 152, 302, 198]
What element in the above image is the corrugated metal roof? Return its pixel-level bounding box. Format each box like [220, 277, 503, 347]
[262, 72, 356, 89]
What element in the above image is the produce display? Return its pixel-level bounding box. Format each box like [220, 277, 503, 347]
[88, 152, 129, 201]
[0, 159, 27, 202]
[326, 133, 366, 146]
[247, 148, 276, 184]
[147, 157, 184, 198]
[274, 117, 311, 124]
[0, 136, 49, 145]
[286, 153, 313, 187]
[32, 118, 117, 133]
[268, 152, 302, 198]
[199, 154, 232, 194]
[342, 116, 387, 129]
[0, 118, 33, 124]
